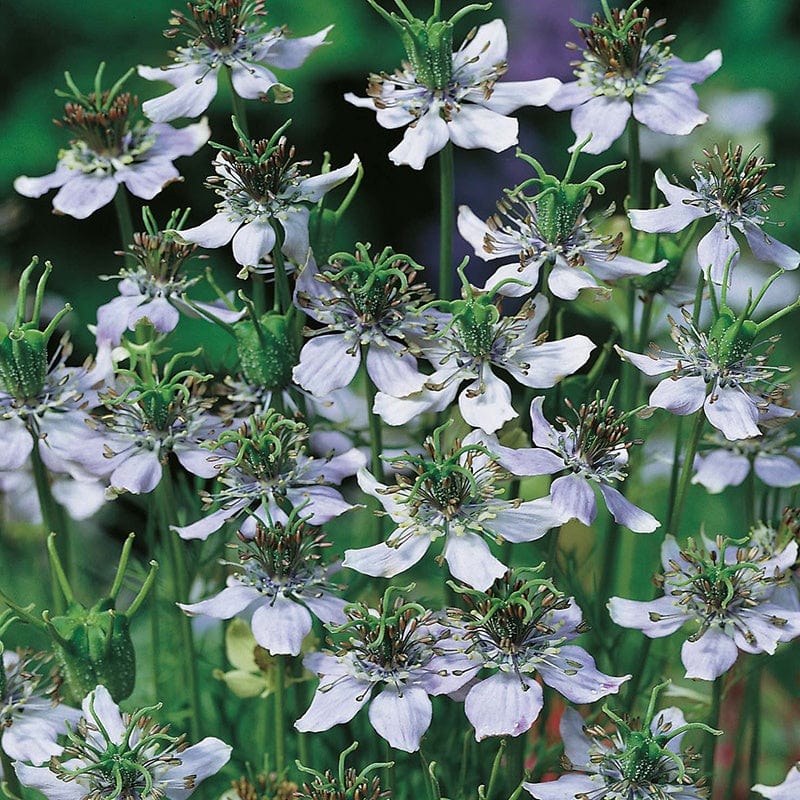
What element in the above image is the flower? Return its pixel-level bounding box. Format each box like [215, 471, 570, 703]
[373, 267, 595, 434]
[0, 648, 82, 764]
[292, 245, 433, 397]
[523, 681, 718, 799]
[692, 423, 800, 494]
[447, 570, 629, 741]
[174, 410, 365, 540]
[628, 145, 800, 282]
[295, 587, 472, 753]
[608, 534, 800, 680]
[345, 7, 559, 170]
[492, 394, 660, 533]
[138, 0, 332, 122]
[15, 685, 231, 800]
[14, 65, 209, 219]
[549, 2, 721, 154]
[179, 513, 347, 655]
[96, 208, 244, 346]
[753, 763, 800, 800]
[176, 122, 359, 270]
[343, 426, 563, 591]
[458, 142, 665, 300]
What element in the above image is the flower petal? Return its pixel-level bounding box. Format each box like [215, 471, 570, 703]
[52, 174, 119, 219]
[550, 473, 596, 526]
[465, 672, 543, 740]
[295, 673, 372, 732]
[704, 386, 760, 441]
[293, 334, 360, 396]
[251, 595, 312, 655]
[754, 453, 800, 488]
[697, 220, 740, 282]
[298, 155, 360, 203]
[141, 68, 219, 123]
[633, 83, 708, 136]
[523, 775, 597, 800]
[664, 50, 722, 84]
[178, 584, 259, 619]
[692, 449, 750, 493]
[447, 105, 518, 153]
[15, 765, 84, 800]
[489, 498, 563, 543]
[608, 596, 687, 637]
[535, 644, 629, 703]
[110, 450, 163, 495]
[262, 25, 333, 69]
[343, 534, 431, 578]
[162, 738, 232, 800]
[548, 81, 595, 111]
[14, 162, 73, 197]
[598, 484, 660, 533]
[475, 79, 560, 114]
[179, 212, 239, 249]
[569, 95, 631, 154]
[388, 109, 450, 170]
[232, 220, 278, 268]
[650, 375, 707, 415]
[681, 627, 738, 680]
[457, 205, 501, 261]
[369, 685, 432, 753]
[443, 531, 507, 590]
[458, 367, 516, 434]
[505, 335, 595, 389]
[231, 62, 279, 99]
[116, 158, 180, 200]
[741, 219, 800, 271]
[366, 344, 426, 396]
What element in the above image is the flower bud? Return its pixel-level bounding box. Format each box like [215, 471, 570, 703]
[233, 311, 300, 390]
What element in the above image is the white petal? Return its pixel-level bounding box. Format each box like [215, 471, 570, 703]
[633, 83, 708, 136]
[547, 262, 598, 299]
[110, 450, 163, 495]
[457, 205, 501, 261]
[141, 70, 219, 123]
[650, 375, 707, 415]
[754, 453, 800, 488]
[741, 220, 800, 271]
[454, 20, 508, 77]
[705, 386, 760, 440]
[369, 685, 432, 753]
[447, 105, 518, 153]
[134, 295, 180, 333]
[464, 672, 543, 740]
[523, 775, 597, 800]
[476, 79, 561, 114]
[697, 221, 740, 281]
[175, 445, 217, 479]
[83, 686, 125, 744]
[608, 595, 686, 637]
[535, 644, 629, 703]
[147, 119, 211, 158]
[443, 531, 507, 590]
[52, 174, 119, 219]
[569, 95, 630, 154]
[262, 25, 333, 69]
[232, 220, 278, 268]
[681, 627, 738, 680]
[388, 110, 450, 170]
[116, 158, 179, 200]
[548, 80, 594, 111]
[616, 346, 677, 376]
[692, 449, 750, 493]
[178, 584, 259, 619]
[753, 765, 800, 800]
[599, 484, 660, 533]
[298, 155, 360, 203]
[231, 62, 279, 99]
[295, 674, 372, 732]
[505, 335, 595, 388]
[179, 212, 239, 248]
[458, 367, 516, 434]
[251, 596, 312, 655]
[550, 473, 596, 526]
[15, 765, 84, 800]
[663, 50, 722, 84]
[301, 591, 348, 626]
[584, 252, 667, 281]
[343, 534, 431, 578]
[14, 162, 73, 197]
[366, 345, 426, 396]
[293, 334, 360, 396]
[489, 498, 563, 543]
[162, 738, 232, 800]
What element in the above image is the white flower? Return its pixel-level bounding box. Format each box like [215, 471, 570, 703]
[346, 17, 559, 169]
[14, 67, 209, 219]
[549, 3, 720, 154]
[177, 128, 359, 270]
[139, 0, 331, 122]
[629, 146, 800, 282]
[15, 685, 231, 800]
[754, 763, 800, 800]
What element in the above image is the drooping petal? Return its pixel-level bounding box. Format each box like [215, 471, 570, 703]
[251, 595, 313, 655]
[489, 498, 563, 543]
[650, 375, 707, 415]
[141, 68, 219, 123]
[535, 644, 629, 703]
[754, 453, 800, 488]
[261, 25, 333, 69]
[14, 162, 73, 197]
[293, 334, 360, 396]
[232, 219, 278, 268]
[475, 78, 561, 114]
[583, 252, 667, 282]
[343, 534, 432, 578]
[681, 627, 738, 680]
[548, 80, 594, 111]
[388, 109, 450, 170]
[697, 220, 740, 281]
[366, 345, 426, 396]
[633, 83, 708, 136]
[550, 473, 596, 526]
[368, 685, 432, 753]
[116, 158, 180, 200]
[230, 62, 279, 99]
[464, 672, 543, 740]
[598, 484, 660, 533]
[616, 346, 678, 377]
[295, 673, 372, 732]
[443, 531, 507, 590]
[278, 206, 312, 264]
[741, 220, 800, 271]
[569, 95, 631, 154]
[110, 450, 163, 495]
[528, 396, 562, 450]
[52, 174, 119, 219]
[608, 596, 687, 637]
[692, 449, 750, 493]
[298, 155, 360, 203]
[458, 367, 516, 434]
[704, 386, 760, 440]
[178, 584, 259, 619]
[447, 105, 518, 153]
[178, 212, 239, 248]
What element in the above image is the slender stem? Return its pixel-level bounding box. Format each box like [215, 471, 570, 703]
[270, 222, 291, 313]
[225, 65, 250, 139]
[361, 344, 384, 482]
[113, 186, 135, 264]
[255, 694, 269, 772]
[747, 665, 762, 791]
[666, 411, 705, 536]
[156, 476, 201, 742]
[457, 730, 471, 800]
[744, 466, 756, 530]
[439, 141, 455, 300]
[705, 676, 723, 789]
[506, 734, 526, 795]
[627, 115, 641, 211]
[0, 733, 23, 800]
[274, 655, 286, 775]
[486, 739, 507, 800]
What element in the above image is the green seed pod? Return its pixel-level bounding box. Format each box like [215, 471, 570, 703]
[400, 18, 454, 90]
[234, 311, 300, 390]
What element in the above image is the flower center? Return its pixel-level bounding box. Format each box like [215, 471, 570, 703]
[167, 0, 264, 53]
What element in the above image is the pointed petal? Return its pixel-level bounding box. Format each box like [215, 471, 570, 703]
[616, 346, 677, 376]
[443, 531, 507, 590]
[454, 20, 508, 76]
[369, 685, 432, 753]
[569, 95, 630, 154]
[465, 672, 543, 740]
[457, 205, 502, 261]
[536, 644, 629, 703]
[650, 375, 707, 415]
[179, 212, 239, 248]
[476, 79, 560, 114]
[664, 50, 722, 84]
[447, 105, 518, 153]
[599, 484, 660, 533]
[298, 155, 360, 203]
[388, 110, 450, 170]
[705, 386, 760, 440]
[262, 25, 333, 69]
[741, 219, 800, 270]
[231, 62, 279, 99]
[489, 498, 563, 542]
[458, 367, 516, 434]
[584, 252, 667, 281]
[278, 206, 311, 264]
[608, 595, 687, 637]
[295, 674, 371, 732]
[697, 220, 740, 281]
[550, 473, 596, 526]
[178, 584, 259, 619]
[633, 83, 708, 136]
[141, 70, 219, 122]
[343, 534, 431, 578]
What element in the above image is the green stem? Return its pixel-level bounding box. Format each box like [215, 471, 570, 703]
[270, 222, 291, 313]
[113, 186, 135, 264]
[0, 733, 23, 800]
[486, 739, 506, 800]
[156, 476, 202, 742]
[274, 655, 286, 775]
[361, 344, 384, 482]
[705, 676, 723, 789]
[666, 411, 705, 536]
[439, 141, 455, 300]
[744, 466, 756, 530]
[225, 66, 250, 139]
[627, 115, 642, 211]
[30, 435, 69, 613]
[506, 734, 526, 795]
[747, 665, 762, 791]
[457, 730, 471, 800]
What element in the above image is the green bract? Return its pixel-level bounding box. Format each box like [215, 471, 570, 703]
[0, 258, 71, 400]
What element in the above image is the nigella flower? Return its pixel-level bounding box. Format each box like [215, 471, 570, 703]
[0, 259, 111, 477]
[629, 145, 800, 282]
[14, 65, 209, 219]
[96, 208, 244, 346]
[549, 2, 721, 154]
[492, 393, 660, 533]
[345, 3, 559, 169]
[754, 763, 800, 800]
[85, 353, 224, 496]
[458, 141, 665, 300]
[176, 122, 359, 270]
[524, 681, 719, 799]
[374, 267, 595, 434]
[0, 644, 82, 764]
[138, 0, 332, 123]
[295, 587, 472, 753]
[608, 534, 800, 680]
[447, 570, 629, 741]
[179, 511, 347, 655]
[343, 425, 562, 591]
[15, 685, 231, 800]
[293, 245, 434, 398]
[174, 410, 365, 540]
[617, 271, 798, 441]
[692, 422, 800, 494]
